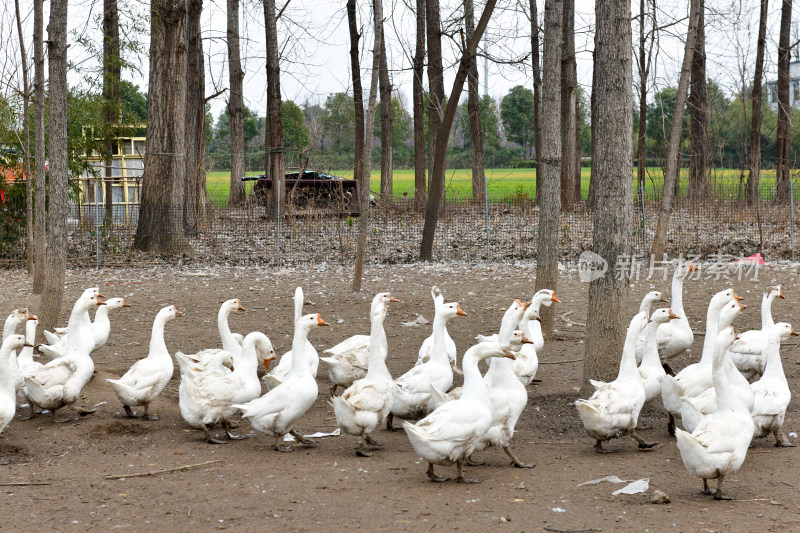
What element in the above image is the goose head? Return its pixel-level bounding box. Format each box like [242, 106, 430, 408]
[523, 305, 541, 323]
[439, 301, 467, 322]
[769, 322, 797, 344]
[640, 291, 668, 314]
[649, 307, 680, 326]
[5, 308, 33, 330]
[243, 332, 276, 371]
[371, 292, 399, 312]
[673, 261, 699, 280]
[508, 330, 533, 351]
[156, 305, 183, 324]
[221, 298, 246, 315]
[80, 287, 105, 300]
[709, 288, 738, 313]
[628, 311, 650, 336]
[534, 289, 560, 308]
[102, 298, 131, 311]
[468, 341, 516, 363]
[2, 334, 32, 352]
[716, 326, 739, 353]
[717, 300, 745, 330]
[767, 286, 785, 301]
[297, 313, 329, 332]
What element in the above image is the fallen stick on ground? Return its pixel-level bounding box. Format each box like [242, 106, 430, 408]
[104, 460, 223, 480]
[543, 525, 601, 533]
[0, 482, 50, 486]
[540, 358, 584, 365]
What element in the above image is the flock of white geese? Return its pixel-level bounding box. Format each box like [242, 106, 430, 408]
[0, 262, 794, 494]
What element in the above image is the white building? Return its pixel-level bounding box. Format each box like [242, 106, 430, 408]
[767, 60, 800, 110]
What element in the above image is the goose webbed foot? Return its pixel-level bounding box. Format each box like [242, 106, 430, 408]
[123, 405, 142, 418]
[386, 413, 401, 432]
[466, 455, 485, 466]
[202, 424, 228, 444]
[356, 440, 374, 457]
[713, 476, 733, 500]
[329, 384, 338, 397]
[455, 460, 480, 484]
[142, 403, 160, 421]
[224, 422, 251, 440]
[774, 430, 796, 447]
[51, 410, 76, 423]
[667, 413, 676, 436]
[426, 463, 449, 483]
[289, 430, 317, 446]
[274, 436, 294, 452]
[70, 405, 96, 417]
[632, 432, 657, 450]
[364, 434, 383, 447]
[702, 479, 713, 495]
[504, 446, 535, 468]
[18, 405, 38, 420]
[594, 440, 614, 454]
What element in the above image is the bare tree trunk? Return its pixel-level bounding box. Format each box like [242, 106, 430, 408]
[559, 0, 576, 211]
[228, 0, 246, 206]
[185, 0, 207, 232]
[776, 0, 792, 202]
[649, 0, 701, 259]
[32, 0, 46, 293]
[347, 0, 364, 200]
[587, 54, 597, 208]
[747, 0, 768, 205]
[636, 0, 655, 214]
[465, 0, 485, 202]
[264, 0, 284, 216]
[39, 0, 69, 333]
[426, 0, 444, 193]
[133, 0, 192, 254]
[14, 0, 33, 274]
[574, 90, 582, 201]
[353, 0, 382, 292]
[419, 0, 497, 261]
[535, 0, 562, 338]
[530, 0, 542, 203]
[103, 0, 120, 227]
[688, 0, 708, 199]
[378, 15, 393, 204]
[583, 0, 633, 388]
[413, 0, 426, 209]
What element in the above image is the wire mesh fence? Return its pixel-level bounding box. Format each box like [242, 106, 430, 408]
[1, 179, 798, 268]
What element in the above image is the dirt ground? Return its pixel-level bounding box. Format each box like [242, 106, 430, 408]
[1, 261, 799, 532]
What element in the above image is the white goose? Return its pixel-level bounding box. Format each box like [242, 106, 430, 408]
[106, 305, 183, 420]
[675, 327, 754, 500]
[512, 307, 540, 386]
[41, 293, 128, 359]
[634, 291, 668, 365]
[749, 322, 796, 447]
[41, 287, 101, 347]
[181, 332, 275, 443]
[16, 317, 42, 418]
[217, 298, 246, 355]
[472, 299, 533, 468]
[234, 313, 328, 451]
[575, 312, 655, 453]
[638, 307, 680, 403]
[524, 289, 560, 354]
[263, 287, 319, 389]
[331, 293, 396, 456]
[728, 286, 784, 380]
[0, 335, 31, 435]
[657, 262, 697, 365]
[404, 342, 515, 483]
[24, 294, 105, 421]
[2, 308, 36, 398]
[322, 292, 398, 396]
[660, 289, 740, 434]
[387, 299, 467, 430]
[415, 286, 459, 372]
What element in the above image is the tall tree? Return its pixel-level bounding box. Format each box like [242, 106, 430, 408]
[32, 0, 46, 293]
[465, 0, 486, 201]
[776, 0, 792, 201]
[529, 0, 542, 203]
[353, 0, 382, 291]
[378, 9, 393, 203]
[103, 0, 121, 226]
[559, 0, 577, 210]
[264, 0, 284, 216]
[500, 86, 535, 157]
[650, 0, 701, 259]
[133, 0, 192, 254]
[14, 0, 33, 274]
[227, 0, 246, 205]
[536, 0, 562, 338]
[426, 0, 445, 192]
[412, 0, 427, 208]
[347, 0, 364, 204]
[419, 0, 497, 260]
[39, 0, 69, 333]
[746, 0, 768, 205]
[636, 0, 656, 214]
[185, 0, 207, 232]
[687, 0, 708, 199]
[583, 0, 633, 386]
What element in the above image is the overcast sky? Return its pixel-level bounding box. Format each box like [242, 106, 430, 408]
[3, 0, 797, 122]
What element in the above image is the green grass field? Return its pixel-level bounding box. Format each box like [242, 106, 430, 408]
[205, 167, 785, 207]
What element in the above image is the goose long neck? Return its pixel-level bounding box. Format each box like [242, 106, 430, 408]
[700, 302, 724, 365]
[366, 309, 391, 380]
[18, 322, 36, 365]
[294, 289, 303, 323]
[760, 337, 785, 382]
[218, 306, 233, 342]
[65, 303, 94, 357]
[148, 313, 169, 359]
[641, 320, 662, 367]
[618, 322, 643, 379]
[670, 273, 685, 313]
[431, 313, 450, 365]
[235, 335, 260, 376]
[761, 294, 775, 330]
[461, 351, 489, 402]
[2, 317, 21, 341]
[290, 324, 310, 375]
[712, 341, 735, 412]
[0, 341, 16, 390]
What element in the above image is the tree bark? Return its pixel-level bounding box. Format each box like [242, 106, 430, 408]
[636, 0, 655, 214]
[228, 0, 246, 206]
[264, 0, 284, 216]
[378, 12, 393, 204]
[185, 0, 207, 232]
[353, 0, 382, 292]
[776, 0, 792, 202]
[39, 0, 69, 333]
[583, 0, 633, 388]
[559, 0, 576, 211]
[419, 0, 497, 261]
[32, 0, 46, 293]
[465, 0, 485, 202]
[347, 0, 364, 201]
[413, 0, 426, 209]
[535, 0, 562, 338]
[426, 0, 445, 193]
[133, 0, 192, 254]
[103, 0, 121, 227]
[688, 0, 708, 199]
[649, 0, 701, 259]
[587, 52, 596, 208]
[14, 0, 33, 274]
[530, 0, 542, 203]
[746, 0, 768, 205]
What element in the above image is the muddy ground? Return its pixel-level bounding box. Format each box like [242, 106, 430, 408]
[1, 262, 799, 532]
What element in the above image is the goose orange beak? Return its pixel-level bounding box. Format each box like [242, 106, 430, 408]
[791, 328, 798, 336]
[317, 315, 330, 327]
[660, 297, 670, 303]
[456, 304, 467, 317]
[551, 293, 561, 303]
[174, 309, 184, 318]
[687, 262, 698, 272]
[734, 293, 744, 301]
[502, 347, 516, 360]
[668, 310, 680, 320]
[237, 302, 246, 311]
[739, 303, 748, 310]
[521, 333, 534, 344]
[98, 293, 106, 298]
[779, 291, 786, 300]
[122, 300, 131, 307]
[390, 297, 400, 303]
[97, 298, 107, 306]
[24, 342, 33, 348]
[27, 314, 38, 320]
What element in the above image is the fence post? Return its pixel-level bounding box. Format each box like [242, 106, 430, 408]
[791, 176, 795, 262]
[276, 177, 281, 267]
[484, 173, 490, 262]
[640, 175, 647, 258]
[96, 204, 101, 270]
